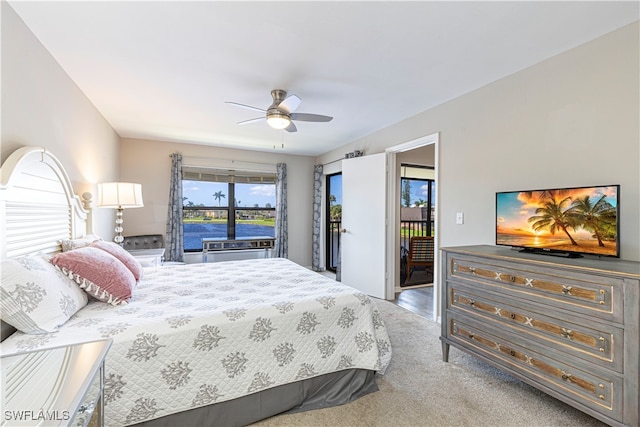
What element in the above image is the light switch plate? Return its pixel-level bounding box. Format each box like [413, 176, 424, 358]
[456, 212, 464, 224]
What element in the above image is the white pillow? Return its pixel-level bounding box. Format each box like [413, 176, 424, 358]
[60, 234, 102, 252]
[1, 255, 89, 334]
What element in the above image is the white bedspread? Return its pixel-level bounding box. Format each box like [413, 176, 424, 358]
[1, 258, 392, 426]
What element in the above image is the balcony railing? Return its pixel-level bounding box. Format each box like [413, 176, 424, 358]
[327, 220, 342, 271]
[326, 220, 433, 272]
[400, 220, 433, 250]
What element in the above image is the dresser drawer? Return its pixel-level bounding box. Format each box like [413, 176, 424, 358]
[449, 256, 623, 322]
[448, 317, 623, 422]
[448, 285, 623, 372]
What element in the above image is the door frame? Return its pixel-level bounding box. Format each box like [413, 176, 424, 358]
[385, 132, 440, 320]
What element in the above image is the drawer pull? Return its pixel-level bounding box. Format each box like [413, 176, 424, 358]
[561, 285, 573, 295]
[78, 401, 94, 414]
[561, 329, 573, 340]
[509, 275, 516, 282]
[510, 313, 516, 320]
[561, 371, 573, 382]
[599, 395, 605, 400]
[468, 332, 475, 339]
[469, 267, 476, 274]
[469, 299, 476, 307]
[509, 350, 516, 357]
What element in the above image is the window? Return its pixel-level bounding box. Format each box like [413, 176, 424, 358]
[182, 168, 276, 251]
[400, 164, 435, 247]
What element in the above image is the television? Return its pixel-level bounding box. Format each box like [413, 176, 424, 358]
[496, 185, 620, 258]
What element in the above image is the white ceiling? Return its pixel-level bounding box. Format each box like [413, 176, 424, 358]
[9, 1, 639, 156]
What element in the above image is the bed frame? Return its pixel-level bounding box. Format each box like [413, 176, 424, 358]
[1, 146, 92, 340]
[0, 146, 378, 426]
[0, 146, 90, 258]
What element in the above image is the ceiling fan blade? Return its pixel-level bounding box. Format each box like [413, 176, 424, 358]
[278, 94, 302, 113]
[238, 117, 265, 126]
[284, 121, 297, 133]
[290, 113, 333, 122]
[225, 102, 266, 113]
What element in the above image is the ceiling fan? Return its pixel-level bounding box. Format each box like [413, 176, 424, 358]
[226, 89, 333, 133]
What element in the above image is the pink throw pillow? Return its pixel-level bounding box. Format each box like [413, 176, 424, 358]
[51, 247, 135, 305]
[91, 240, 144, 282]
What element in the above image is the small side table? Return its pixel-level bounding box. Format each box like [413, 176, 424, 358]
[1, 339, 112, 427]
[127, 248, 165, 267]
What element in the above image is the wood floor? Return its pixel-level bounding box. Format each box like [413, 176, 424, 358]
[392, 286, 434, 319]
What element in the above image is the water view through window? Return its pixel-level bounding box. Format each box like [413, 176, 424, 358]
[182, 180, 275, 251]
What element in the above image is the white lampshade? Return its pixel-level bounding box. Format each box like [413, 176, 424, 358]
[97, 182, 144, 208]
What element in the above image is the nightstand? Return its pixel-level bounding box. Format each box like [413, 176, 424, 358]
[1, 340, 112, 427]
[127, 248, 165, 267]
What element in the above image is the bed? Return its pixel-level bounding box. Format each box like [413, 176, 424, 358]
[0, 146, 392, 426]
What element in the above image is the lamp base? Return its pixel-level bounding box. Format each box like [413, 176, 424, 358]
[114, 208, 124, 245]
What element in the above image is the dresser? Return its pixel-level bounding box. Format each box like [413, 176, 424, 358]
[1, 340, 112, 427]
[440, 245, 639, 427]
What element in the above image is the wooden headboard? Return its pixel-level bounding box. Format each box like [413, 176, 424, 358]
[1, 146, 92, 340]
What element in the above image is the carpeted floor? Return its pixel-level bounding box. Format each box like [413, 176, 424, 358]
[252, 299, 607, 427]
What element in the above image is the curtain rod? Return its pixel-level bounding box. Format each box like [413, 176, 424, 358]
[171, 154, 277, 168]
[322, 157, 343, 166]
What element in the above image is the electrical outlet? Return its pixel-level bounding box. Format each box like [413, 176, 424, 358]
[456, 212, 464, 225]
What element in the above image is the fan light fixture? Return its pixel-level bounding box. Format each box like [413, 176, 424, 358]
[266, 111, 291, 129]
[226, 89, 332, 133]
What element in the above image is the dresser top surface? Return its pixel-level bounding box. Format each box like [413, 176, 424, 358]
[1, 340, 112, 426]
[442, 245, 640, 278]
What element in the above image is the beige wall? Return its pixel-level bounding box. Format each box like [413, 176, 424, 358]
[4, 1, 638, 264]
[1, 2, 120, 239]
[119, 138, 316, 266]
[317, 22, 640, 262]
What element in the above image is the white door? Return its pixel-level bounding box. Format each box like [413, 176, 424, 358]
[340, 153, 387, 299]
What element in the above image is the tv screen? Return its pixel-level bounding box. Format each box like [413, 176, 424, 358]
[496, 185, 619, 258]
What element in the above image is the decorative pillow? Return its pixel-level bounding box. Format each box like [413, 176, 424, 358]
[60, 234, 102, 252]
[51, 247, 135, 305]
[0, 255, 89, 334]
[90, 240, 144, 282]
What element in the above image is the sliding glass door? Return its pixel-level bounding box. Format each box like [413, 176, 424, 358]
[325, 173, 342, 271]
[400, 164, 436, 285]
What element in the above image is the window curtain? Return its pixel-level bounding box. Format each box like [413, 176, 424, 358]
[274, 162, 288, 258]
[311, 164, 323, 271]
[165, 153, 184, 262]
